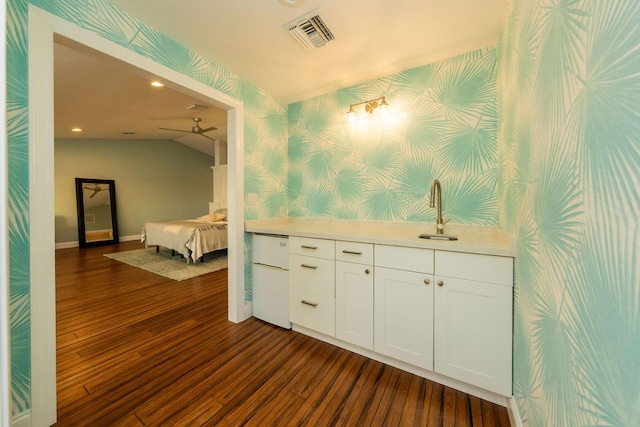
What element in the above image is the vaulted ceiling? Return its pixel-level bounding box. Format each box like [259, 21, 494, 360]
[54, 0, 506, 156]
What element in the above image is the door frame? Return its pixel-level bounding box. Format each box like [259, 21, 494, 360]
[28, 6, 246, 426]
[0, 0, 10, 425]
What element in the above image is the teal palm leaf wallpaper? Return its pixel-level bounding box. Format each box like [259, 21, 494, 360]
[6, 0, 287, 415]
[498, 0, 640, 425]
[8, 0, 639, 423]
[288, 48, 499, 224]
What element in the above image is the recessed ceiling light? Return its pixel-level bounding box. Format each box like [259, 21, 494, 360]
[71, 128, 82, 132]
[150, 81, 164, 87]
[278, 0, 305, 7]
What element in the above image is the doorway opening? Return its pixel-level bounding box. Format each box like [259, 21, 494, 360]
[29, 6, 246, 426]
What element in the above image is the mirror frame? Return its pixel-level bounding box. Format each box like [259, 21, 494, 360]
[75, 177, 120, 248]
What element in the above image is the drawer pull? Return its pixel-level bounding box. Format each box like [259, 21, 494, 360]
[301, 264, 318, 270]
[365, 269, 370, 275]
[301, 245, 318, 250]
[301, 300, 318, 307]
[424, 278, 430, 285]
[437, 280, 444, 287]
[342, 250, 363, 255]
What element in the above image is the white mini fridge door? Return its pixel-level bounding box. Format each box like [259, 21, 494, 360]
[253, 234, 289, 269]
[252, 263, 291, 329]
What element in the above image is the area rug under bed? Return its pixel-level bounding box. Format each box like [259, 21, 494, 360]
[104, 248, 227, 281]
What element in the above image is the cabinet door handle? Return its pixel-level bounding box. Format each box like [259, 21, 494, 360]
[301, 300, 318, 307]
[342, 250, 363, 255]
[301, 245, 318, 250]
[424, 278, 430, 285]
[365, 269, 370, 275]
[437, 280, 444, 287]
[301, 264, 318, 270]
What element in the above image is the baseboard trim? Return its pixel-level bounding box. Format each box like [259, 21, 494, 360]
[508, 397, 523, 427]
[55, 241, 78, 249]
[12, 410, 31, 427]
[55, 234, 141, 249]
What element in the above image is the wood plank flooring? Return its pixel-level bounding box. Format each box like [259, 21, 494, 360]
[54, 240, 511, 426]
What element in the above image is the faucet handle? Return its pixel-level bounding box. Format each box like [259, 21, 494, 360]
[437, 218, 450, 231]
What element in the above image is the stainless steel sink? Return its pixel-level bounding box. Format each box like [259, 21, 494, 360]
[419, 233, 458, 241]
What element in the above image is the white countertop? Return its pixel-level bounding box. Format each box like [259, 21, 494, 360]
[245, 218, 515, 257]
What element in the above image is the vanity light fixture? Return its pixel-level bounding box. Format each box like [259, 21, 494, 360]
[346, 96, 389, 119]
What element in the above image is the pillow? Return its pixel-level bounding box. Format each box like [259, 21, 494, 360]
[198, 213, 227, 222]
[214, 208, 228, 215]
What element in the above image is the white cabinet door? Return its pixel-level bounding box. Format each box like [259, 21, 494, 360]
[374, 267, 434, 370]
[433, 276, 513, 396]
[335, 261, 373, 350]
[253, 263, 290, 329]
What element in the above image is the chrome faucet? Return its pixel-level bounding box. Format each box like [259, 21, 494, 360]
[429, 179, 444, 234]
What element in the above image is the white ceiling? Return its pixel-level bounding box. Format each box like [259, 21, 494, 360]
[55, 1, 506, 156]
[105, 0, 507, 104]
[54, 35, 227, 156]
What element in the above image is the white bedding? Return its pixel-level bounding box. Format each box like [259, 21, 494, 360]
[141, 219, 228, 263]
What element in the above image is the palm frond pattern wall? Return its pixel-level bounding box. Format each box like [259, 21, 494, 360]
[288, 48, 499, 224]
[497, 0, 640, 425]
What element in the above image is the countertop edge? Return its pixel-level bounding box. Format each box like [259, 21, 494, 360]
[245, 218, 515, 258]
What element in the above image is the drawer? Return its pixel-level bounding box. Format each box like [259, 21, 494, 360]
[289, 236, 335, 259]
[289, 254, 335, 297]
[335, 241, 374, 265]
[435, 251, 513, 287]
[375, 245, 434, 274]
[289, 288, 335, 337]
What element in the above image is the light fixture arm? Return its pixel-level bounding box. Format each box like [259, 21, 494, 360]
[347, 96, 388, 115]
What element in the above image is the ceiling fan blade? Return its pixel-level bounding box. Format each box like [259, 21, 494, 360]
[159, 127, 192, 133]
[200, 126, 217, 133]
[199, 133, 217, 141]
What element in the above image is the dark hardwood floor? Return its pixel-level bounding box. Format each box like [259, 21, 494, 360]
[54, 240, 511, 426]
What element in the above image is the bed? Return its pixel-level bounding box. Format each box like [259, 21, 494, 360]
[141, 212, 228, 264]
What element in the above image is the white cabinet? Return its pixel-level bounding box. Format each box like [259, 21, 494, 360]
[335, 241, 374, 350]
[374, 246, 435, 370]
[288, 237, 336, 336]
[434, 251, 513, 396]
[281, 233, 514, 398]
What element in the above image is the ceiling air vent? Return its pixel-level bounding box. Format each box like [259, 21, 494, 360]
[284, 8, 335, 51]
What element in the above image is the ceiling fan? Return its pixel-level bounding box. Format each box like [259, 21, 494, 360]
[159, 117, 217, 141]
[83, 184, 108, 198]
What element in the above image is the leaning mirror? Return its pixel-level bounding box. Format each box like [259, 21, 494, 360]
[75, 178, 119, 247]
